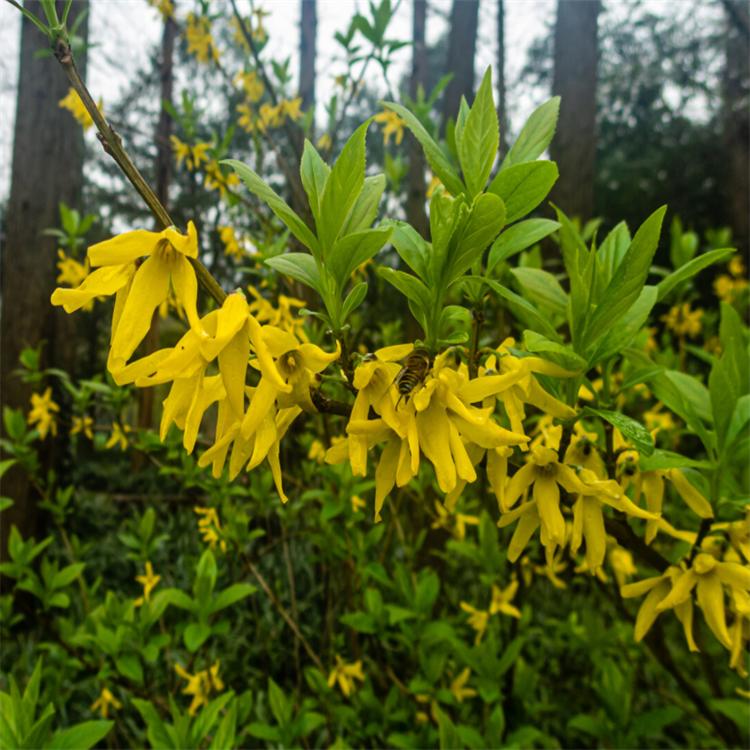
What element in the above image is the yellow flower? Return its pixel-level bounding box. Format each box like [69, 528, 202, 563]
[259, 102, 283, 130]
[186, 13, 219, 63]
[147, 0, 174, 18]
[308, 439, 326, 463]
[431, 500, 479, 540]
[27, 388, 59, 439]
[104, 422, 131, 451]
[459, 602, 490, 644]
[56, 249, 89, 288]
[280, 97, 303, 122]
[661, 302, 703, 338]
[426, 175, 442, 199]
[489, 580, 522, 618]
[237, 103, 258, 134]
[623, 554, 750, 652]
[51, 221, 205, 374]
[204, 161, 240, 199]
[351, 494, 366, 513]
[729, 254, 746, 278]
[373, 110, 405, 146]
[134, 561, 161, 606]
[70, 415, 94, 440]
[170, 136, 211, 171]
[218, 226, 245, 260]
[175, 661, 224, 716]
[194, 506, 228, 553]
[58, 87, 97, 130]
[449, 668, 477, 703]
[327, 656, 365, 697]
[714, 274, 748, 303]
[316, 133, 332, 151]
[90, 686, 122, 718]
[609, 544, 637, 588]
[235, 70, 264, 102]
[643, 404, 676, 436]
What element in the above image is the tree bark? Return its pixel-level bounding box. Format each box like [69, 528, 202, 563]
[299, 0, 317, 114]
[1, 0, 88, 551]
[406, 0, 428, 237]
[722, 0, 749, 256]
[550, 0, 601, 222]
[497, 0, 508, 157]
[441, 0, 479, 129]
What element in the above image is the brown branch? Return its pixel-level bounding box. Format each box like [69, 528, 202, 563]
[604, 517, 670, 573]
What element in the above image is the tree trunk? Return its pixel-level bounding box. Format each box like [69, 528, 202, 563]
[441, 0, 479, 129]
[1, 0, 88, 552]
[406, 0, 428, 237]
[497, 0, 508, 158]
[722, 0, 749, 256]
[299, 0, 317, 114]
[550, 0, 600, 222]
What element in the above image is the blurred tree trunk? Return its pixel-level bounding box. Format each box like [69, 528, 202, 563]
[550, 0, 600, 222]
[722, 0, 749, 256]
[406, 0, 428, 237]
[1, 0, 88, 555]
[441, 0, 479, 129]
[137, 2, 178, 437]
[299, 0, 317, 114]
[497, 0, 508, 157]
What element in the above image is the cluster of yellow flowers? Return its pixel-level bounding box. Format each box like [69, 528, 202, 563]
[194, 506, 227, 553]
[146, 0, 174, 18]
[51, 223, 338, 503]
[373, 109, 406, 146]
[175, 661, 224, 715]
[170, 136, 211, 172]
[235, 70, 264, 103]
[185, 13, 219, 64]
[714, 253, 748, 303]
[27, 388, 60, 439]
[237, 98, 303, 135]
[204, 161, 241, 199]
[218, 225, 247, 260]
[661, 301, 704, 338]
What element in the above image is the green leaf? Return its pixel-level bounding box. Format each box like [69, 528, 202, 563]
[247, 723, 281, 741]
[267, 678, 291, 727]
[341, 282, 368, 321]
[223, 159, 320, 256]
[436, 707, 462, 750]
[583, 206, 666, 346]
[209, 702, 237, 750]
[328, 227, 392, 284]
[448, 193, 506, 281]
[318, 120, 370, 250]
[584, 407, 654, 456]
[381, 101, 465, 195]
[510, 267, 568, 318]
[657, 247, 735, 302]
[115, 653, 144, 684]
[597, 221, 631, 283]
[482, 278, 560, 340]
[207, 583, 256, 615]
[132, 698, 174, 749]
[638, 450, 712, 473]
[300, 139, 330, 223]
[725, 394, 750, 450]
[265, 253, 321, 293]
[487, 161, 559, 223]
[0, 459, 16, 480]
[386, 220, 430, 281]
[51, 562, 85, 590]
[184, 622, 212, 653]
[457, 68, 498, 196]
[487, 219, 560, 272]
[377, 268, 431, 313]
[523, 331, 586, 371]
[340, 611, 377, 634]
[501, 97, 560, 169]
[50, 721, 114, 750]
[341, 174, 386, 235]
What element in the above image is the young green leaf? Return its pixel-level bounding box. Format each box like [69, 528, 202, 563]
[341, 281, 369, 321]
[300, 139, 330, 224]
[584, 407, 655, 456]
[381, 101, 465, 195]
[448, 193, 506, 281]
[510, 267, 568, 318]
[341, 174, 386, 236]
[385, 220, 430, 281]
[501, 97, 560, 170]
[265, 254, 322, 293]
[488, 161, 559, 223]
[328, 227, 392, 285]
[657, 247, 735, 302]
[457, 68, 498, 197]
[487, 218, 560, 272]
[223, 159, 320, 257]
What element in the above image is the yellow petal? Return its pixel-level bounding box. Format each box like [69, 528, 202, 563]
[51, 263, 135, 312]
[241, 377, 278, 439]
[162, 220, 199, 258]
[110, 255, 170, 363]
[534, 477, 565, 547]
[375, 343, 413, 361]
[674, 598, 699, 652]
[375, 438, 400, 522]
[487, 448, 509, 510]
[160, 376, 198, 441]
[88, 230, 159, 266]
[621, 576, 663, 598]
[655, 569, 698, 611]
[247, 316, 291, 393]
[504, 463, 536, 509]
[416, 403, 456, 493]
[247, 411, 277, 469]
[449, 422, 476, 484]
[668, 469, 714, 519]
[298, 341, 341, 374]
[523, 378, 577, 419]
[218, 326, 250, 418]
[171, 253, 205, 338]
[582, 496, 606, 570]
[634, 581, 670, 641]
[459, 371, 527, 403]
[696, 574, 732, 648]
[716, 561, 750, 592]
[184, 373, 224, 453]
[508, 509, 540, 562]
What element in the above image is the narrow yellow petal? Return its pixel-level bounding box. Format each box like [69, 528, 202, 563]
[375, 438, 400, 522]
[171, 254, 205, 338]
[88, 230, 159, 266]
[696, 574, 732, 648]
[416, 403, 456, 493]
[241, 377, 277, 439]
[674, 598, 699, 652]
[218, 327, 250, 418]
[508, 509, 540, 562]
[634, 581, 670, 641]
[51, 264, 134, 312]
[449, 422, 476, 484]
[655, 570, 698, 611]
[534, 477, 565, 547]
[668, 469, 714, 519]
[503, 463, 536, 509]
[582, 496, 606, 571]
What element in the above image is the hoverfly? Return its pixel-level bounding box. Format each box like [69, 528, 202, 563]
[393, 347, 432, 406]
